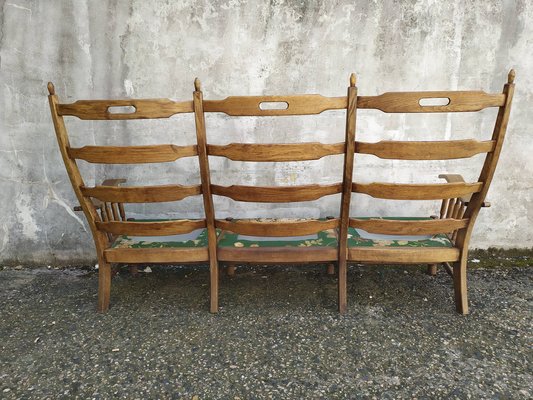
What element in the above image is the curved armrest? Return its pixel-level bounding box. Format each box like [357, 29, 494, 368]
[438, 174, 490, 207]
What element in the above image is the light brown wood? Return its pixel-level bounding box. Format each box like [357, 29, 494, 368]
[212, 183, 342, 203]
[81, 184, 201, 203]
[215, 218, 339, 237]
[352, 182, 483, 200]
[203, 95, 347, 116]
[68, 145, 198, 164]
[58, 98, 194, 120]
[217, 246, 338, 262]
[349, 218, 468, 235]
[427, 264, 438, 276]
[193, 82, 220, 314]
[347, 247, 460, 263]
[337, 78, 358, 313]
[357, 91, 505, 113]
[355, 139, 495, 160]
[105, 247, 209, 263]
[96, 219, 206, 236]
[207, 142, 344, 162]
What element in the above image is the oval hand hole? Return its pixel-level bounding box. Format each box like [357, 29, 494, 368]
[107, 105, 136, 114]
[259, 101, 289, 110]
[419, 97, 450, 107]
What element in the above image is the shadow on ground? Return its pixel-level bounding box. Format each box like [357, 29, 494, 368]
[0, 257, 531, 399]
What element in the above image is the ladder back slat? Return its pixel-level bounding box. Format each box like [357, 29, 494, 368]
[357, 91, 505, 113]
[355, 139, 495, 160]
[203, 95, 347, 116]
[69, 145, 198, 164]
[96, 219, 206, 236]
[81, 184, 202, 203]
[212, 183, 343, 203]
[352, 182, 483, 200]
[58, 99, 194, 120]
[207, 142, 344, 162]
[215, 218, 339, 237]
[349, 218, 469, 235]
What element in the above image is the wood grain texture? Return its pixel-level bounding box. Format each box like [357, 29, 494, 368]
[352, 182, 483, 200]
[81, 184, 201, 203]
[349, 218, 468, 235]
[217, 246, 338, 262]
[96, 219, 206, 236]
[193, 87, 220, 313]
[355, 140, 495, 160]
[58, 99, 194, 120]
[347, 247, 460, 263]
[357, 91, 505, 113]
[212, 183, 342, 202]
[215, 218, 339, 237]
[69, 145, 198, 164]
[337, 82, 358, 313]
[203, 95, 347, 116]
[207, 142, 344, 162]
[105, 247, 209, 263]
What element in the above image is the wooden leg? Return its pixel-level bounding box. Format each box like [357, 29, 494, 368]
[227, 263, 236, 276]
[427, 264, 438, 276]
[453, 259, 469, 315]
[129, 265, 139, 276]
[210, 259, 219, 313]
[97, 260, 112, 313]
[326, 263, 335, 275]
[338, 259, 347, 313]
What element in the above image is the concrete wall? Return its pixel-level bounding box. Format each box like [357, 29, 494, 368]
[1, 0, 531, 264]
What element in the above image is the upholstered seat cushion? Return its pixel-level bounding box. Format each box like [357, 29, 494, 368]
[347, 217, 453, 248]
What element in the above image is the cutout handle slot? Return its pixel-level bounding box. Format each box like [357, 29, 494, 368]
[107, 105, 137, 114]
[259, 101, 289, 110]
[419, 97, 450, 107]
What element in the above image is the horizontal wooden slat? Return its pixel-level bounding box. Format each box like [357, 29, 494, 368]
[105, 247, 208, 263]
[216, 218, 339, 237]
[357, 91, 505, 113]
[349, 218, 468, 235]
[217, 247, 338, 263]
[355, 140, 495, 160]
[347, 247, 460, 263]
[352, 182, 483, 200]
[81, 184, 201, 203]
[212, 183, 342, 202]
[69, 145, 198, 164]
[207, 142, 344, 162]
[96, 219, 205, 236]
[58, 99, 193, 120]
[203, 95, 347, 116]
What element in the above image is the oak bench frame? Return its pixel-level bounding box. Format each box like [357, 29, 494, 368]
[47, 70, 515, 314]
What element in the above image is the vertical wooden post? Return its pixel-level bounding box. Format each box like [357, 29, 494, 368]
[453, 70, 515, 314]
[337, 73, 358, 313]
[193, 78, 220, 313]
[47, 82, 112, 312]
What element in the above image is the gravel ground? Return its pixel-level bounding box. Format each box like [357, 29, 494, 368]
[0, 255, 531, 399]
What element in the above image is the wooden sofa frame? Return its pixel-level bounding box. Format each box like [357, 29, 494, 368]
[47, 70, 514, 314]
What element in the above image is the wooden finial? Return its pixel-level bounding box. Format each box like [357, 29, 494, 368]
[47, 82, 55, 95]
[194, 78, 201, 91]
[349, 73, 356, 87]
[508, 69, 515, 84]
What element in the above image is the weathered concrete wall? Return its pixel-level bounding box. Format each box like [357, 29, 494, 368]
[1, 0, 531, 264]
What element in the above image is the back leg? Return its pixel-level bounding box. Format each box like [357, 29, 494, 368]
[97, 260, 112, 312]
[427, 264, 438, 276]
[453, 259, 468, 314]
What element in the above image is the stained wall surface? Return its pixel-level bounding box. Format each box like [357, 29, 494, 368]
[1, 0, 531, 263]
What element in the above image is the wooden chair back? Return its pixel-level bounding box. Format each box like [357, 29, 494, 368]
[348, 71, 515, 254]
[47, 83, 208, 262]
